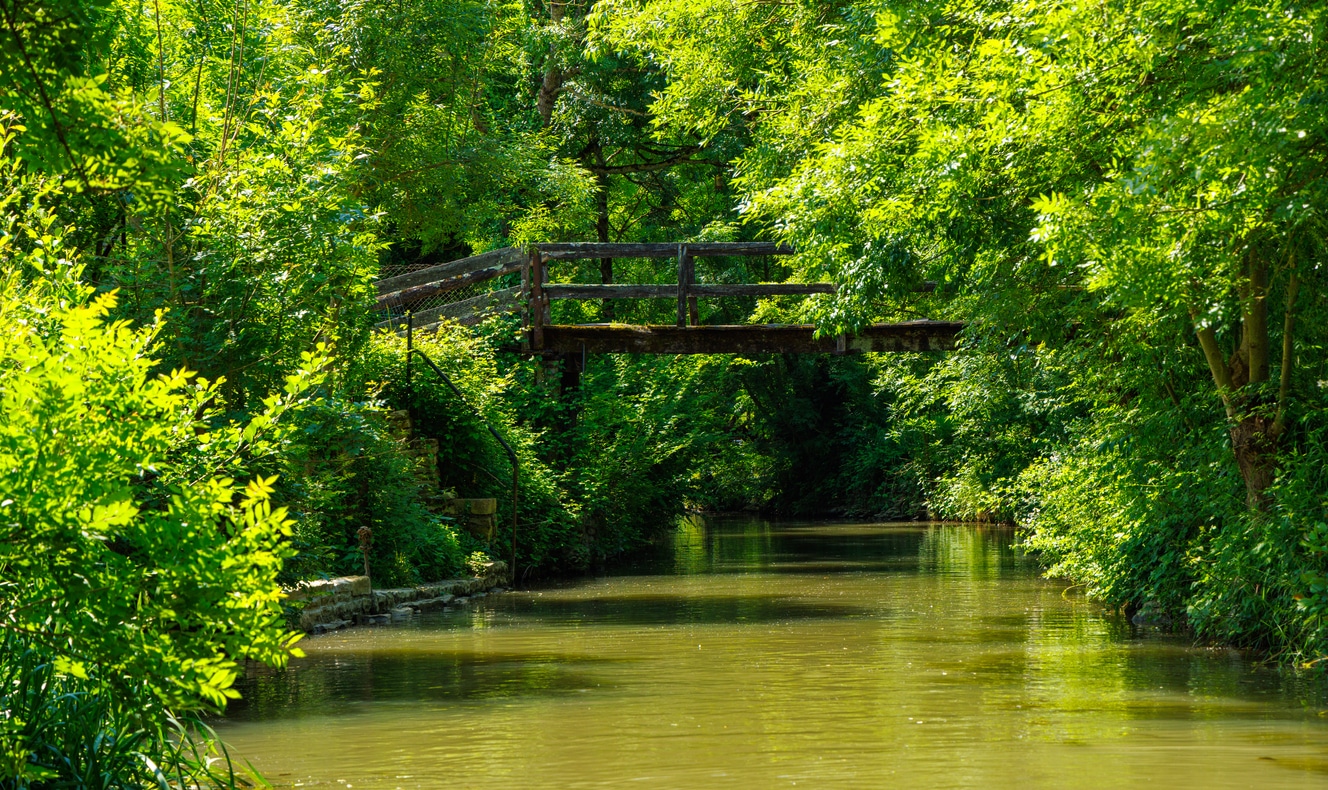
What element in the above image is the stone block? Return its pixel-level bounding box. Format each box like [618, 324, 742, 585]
[445, 498, 498, 516]
[410, 595, 454, 612]
[284, 575, 371, 603]
[289, 559, 508, 632]
[311, 619, 351, 635]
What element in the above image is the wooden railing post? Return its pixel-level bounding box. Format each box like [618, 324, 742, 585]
[521, 249, 531, 351]
[676, 243, 689, 327]
[686, 251, 699, 326]
[530, 248, 544, 350]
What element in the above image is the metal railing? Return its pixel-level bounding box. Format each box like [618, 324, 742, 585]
[405, 313, 519, 584]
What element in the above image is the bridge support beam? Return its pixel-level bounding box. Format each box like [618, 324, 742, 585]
[526, 322, 963, 355]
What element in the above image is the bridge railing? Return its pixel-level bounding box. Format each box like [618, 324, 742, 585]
[526, 242, 799, 348]
[375, 247, 525, 331]
[374, 241, 810, 336]
[372, 242, 960, 355]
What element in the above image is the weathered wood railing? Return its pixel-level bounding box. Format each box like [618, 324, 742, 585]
[374, 242, 962, 354]
[526, 242, 802, 347]
[375, 242, 806, 331]
[375, 247, 525, 330]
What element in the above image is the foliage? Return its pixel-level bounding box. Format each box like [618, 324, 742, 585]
[275, 396, 468, 588]
[555, 353, 772, 555]
[595, 0, 1328, 663]
[0, 636, 254, 789]
[357, 325, 585, 574]
[2, 0, 384, 406]
[3, 7, 1327, 782]
[0, 206, 320, 713]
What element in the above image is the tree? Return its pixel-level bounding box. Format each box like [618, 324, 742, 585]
[599, 0, 1328, 507]
[2, 0, 383, 406]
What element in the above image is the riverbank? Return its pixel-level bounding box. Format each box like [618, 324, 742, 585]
[284, 561, 510, 633]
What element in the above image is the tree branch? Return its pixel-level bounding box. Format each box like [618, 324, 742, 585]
[584, 146, 704, 175]
[1243, 251, 1270, 385]
[1192, 310, 1236, 420]
[0, 0, 91, 190]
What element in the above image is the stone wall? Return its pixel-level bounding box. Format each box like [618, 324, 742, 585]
[285, 561, 510, 633]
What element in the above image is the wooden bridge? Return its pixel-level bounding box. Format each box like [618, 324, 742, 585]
[374, 242, 962, 354]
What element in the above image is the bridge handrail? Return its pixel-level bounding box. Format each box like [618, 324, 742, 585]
[535, 241, 792, 259]
[377, 247, 524, 297]
[375, 241, 815, 332]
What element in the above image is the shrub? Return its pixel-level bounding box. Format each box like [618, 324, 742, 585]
[0, 194, 312, 784]
[0, 636, 252, 789]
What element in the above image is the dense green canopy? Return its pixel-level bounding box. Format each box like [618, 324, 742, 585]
[1, 0, 1327, 783]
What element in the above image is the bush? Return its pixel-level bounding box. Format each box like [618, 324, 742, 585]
[0, 636, 251, 789]
[0, 195, 311, 784]
[352, 325, 585, 575]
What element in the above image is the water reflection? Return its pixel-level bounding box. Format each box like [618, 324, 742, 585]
[221, 519, 1328, 789]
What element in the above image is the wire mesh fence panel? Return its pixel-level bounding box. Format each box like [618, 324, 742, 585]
[375, 273, 522, 329]
[377, 261, 435, 281]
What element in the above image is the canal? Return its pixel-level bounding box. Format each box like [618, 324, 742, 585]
[220, 519, 1328, 788]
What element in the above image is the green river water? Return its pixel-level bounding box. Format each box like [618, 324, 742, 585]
[219, 519, 1328, 788]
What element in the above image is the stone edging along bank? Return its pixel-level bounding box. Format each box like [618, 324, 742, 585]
[283, 561, 510, 634]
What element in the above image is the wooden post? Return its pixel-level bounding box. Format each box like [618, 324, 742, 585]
[676, 243, 689, 327]
[529, 248, 544, 350]
[521, 250, 531, 351]
[686, 251, 699, 326]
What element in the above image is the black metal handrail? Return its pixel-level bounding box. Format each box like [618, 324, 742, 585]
[405, 313, 519, 584]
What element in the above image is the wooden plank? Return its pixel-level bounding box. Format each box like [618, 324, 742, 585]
[527, 321, 964, 355]
[541, 282, 838, 299]
[376, 260, 524, 308]
[544, 284, 677, 299]
[375, 247, 523, 295]
[537, 242, 793, 260]
[376, 286, 523, 330]
[689, 283, 837, 297]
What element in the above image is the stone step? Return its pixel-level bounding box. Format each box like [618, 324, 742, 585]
[408, 594, 454, 612]
[288, 562, 510, 632]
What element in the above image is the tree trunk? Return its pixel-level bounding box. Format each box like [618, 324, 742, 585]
[1230, 414, 1278, 509]
[1192, 251, 1292, 510]
[535, 2, 566, 127]
[596, 166, 613, 321]
[537, 61, 563, 127]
